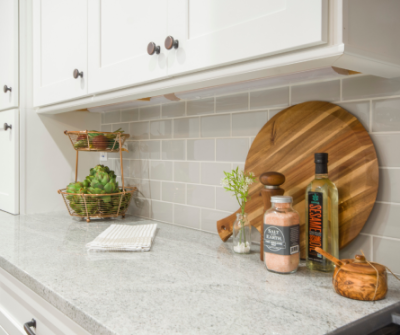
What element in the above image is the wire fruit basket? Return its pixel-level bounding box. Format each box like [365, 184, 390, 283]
[58, 130, 137, 222]
[64, 130, 130, 152]
[58, 187, 135, 219]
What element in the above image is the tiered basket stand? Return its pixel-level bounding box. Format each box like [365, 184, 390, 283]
[58, 130, 137, 222]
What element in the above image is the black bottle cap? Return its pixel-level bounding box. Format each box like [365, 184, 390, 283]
[315, 153, 328, 174]
[315, 153, 328, 164]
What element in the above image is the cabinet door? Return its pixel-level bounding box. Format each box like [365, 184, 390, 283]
[0, 109, 18, 215]
[88, 0, 168, 94]
[0, 267, 91, 335]
[0, 0, 18, 111]
[33, 0, 88, 107]
[167, 0, 328, 76]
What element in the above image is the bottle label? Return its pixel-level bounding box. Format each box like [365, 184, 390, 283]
[263, 224, 300, 256]
[308, 192, 323, 263]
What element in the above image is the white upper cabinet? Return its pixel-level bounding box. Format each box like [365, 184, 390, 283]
[166, 0, 328, 76]
[0, 0, 18, 111]
[33, 0, 400, 113]
[33, 0, 88, 107]
[88, 0, 168, 94]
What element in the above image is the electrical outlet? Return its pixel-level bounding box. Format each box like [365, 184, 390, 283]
[100, 152, 107, 161]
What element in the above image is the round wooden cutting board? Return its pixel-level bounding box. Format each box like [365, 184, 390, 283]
[217, 101, 379, 258]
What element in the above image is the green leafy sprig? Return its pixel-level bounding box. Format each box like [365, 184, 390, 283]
[221, 167, 256, 215]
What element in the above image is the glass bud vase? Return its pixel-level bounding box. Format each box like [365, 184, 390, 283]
[233, 213, 251, 254]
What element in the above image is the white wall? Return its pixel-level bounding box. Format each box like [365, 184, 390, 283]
[22, 112, 101, 214]
[19, 0, 101, 214]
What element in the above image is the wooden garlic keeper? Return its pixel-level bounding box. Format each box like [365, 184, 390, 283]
[315, 247, 387, 301]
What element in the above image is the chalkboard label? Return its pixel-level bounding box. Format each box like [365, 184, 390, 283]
[308, 192, 323, 263]
[264, 224, 300, 256]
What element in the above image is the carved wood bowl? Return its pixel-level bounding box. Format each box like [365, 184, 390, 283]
[316, 248, 387, 301]
[333, 256, 387, 301]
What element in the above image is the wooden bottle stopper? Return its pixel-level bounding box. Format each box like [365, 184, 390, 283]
[259, 172, 285, 261]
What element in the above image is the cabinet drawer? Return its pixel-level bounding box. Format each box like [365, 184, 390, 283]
[0, 267, 89, 335]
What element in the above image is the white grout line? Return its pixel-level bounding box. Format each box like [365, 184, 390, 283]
[100, 94, 400, 127]
[102, 107, 272, 125]
[199, 208, 203, 230]
[199, 162, 202, 184]
[360, 232, 400, 242]
[371, 131, 400, 135]
[100, 80, 400, 122]
[214, 97, 216, 113]
[131, 213, 218, 235]
[110, 156, 400, 168]
[230, 113, 232, 137]
[134, 195, 232, 213]
[369, 100, 373, 133]
[375, 201, 400, 205]
[214, 139, 217, 161]
[184, 183, 187, 205]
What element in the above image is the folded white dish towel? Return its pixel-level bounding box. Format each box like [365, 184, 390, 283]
[86, 224, 157, 252]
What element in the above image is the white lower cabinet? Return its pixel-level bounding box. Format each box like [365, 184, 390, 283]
[0, 267, 90, 335]
[0, 325, 9, 335]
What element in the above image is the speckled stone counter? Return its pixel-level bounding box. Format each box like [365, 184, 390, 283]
[0, 211, 399, 335]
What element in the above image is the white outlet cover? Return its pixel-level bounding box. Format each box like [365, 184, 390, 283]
[100, 152, 107, 161]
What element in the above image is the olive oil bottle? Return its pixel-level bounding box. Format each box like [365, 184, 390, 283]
[305, 153, 339, 272]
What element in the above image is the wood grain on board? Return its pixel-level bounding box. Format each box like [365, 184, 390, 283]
[217, 101, 379, 258]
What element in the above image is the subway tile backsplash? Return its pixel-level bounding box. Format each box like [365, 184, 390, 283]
[216, 92, 248, 113]
[291, 80, 340, 104]
[201, 114, 231, 138]
[336, 101, 370, 131]
[187, 139, 215, 161]
[150, 120, 172, 139]
[343, 75, 400, 100]
[139, 106, 161, 121]
[372, 98, 400, 132]
[173, 117, 200, 138]
[250, 86, 289, 109]
[162, 102, 185, 119]
[121, 108, 139, 122]
[101, 74, 400, 273]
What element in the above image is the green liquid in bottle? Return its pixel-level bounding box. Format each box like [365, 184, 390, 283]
[305, 153, 339, 272]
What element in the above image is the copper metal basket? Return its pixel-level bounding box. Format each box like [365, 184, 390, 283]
[64, 130, 130, 152]
[58, 187, 136, 221]
[59, 130, 137, 222]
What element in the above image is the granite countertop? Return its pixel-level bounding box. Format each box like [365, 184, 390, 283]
[0, 211, 399, 335]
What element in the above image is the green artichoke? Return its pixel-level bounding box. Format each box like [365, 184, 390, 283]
[64, 164, 129, 216]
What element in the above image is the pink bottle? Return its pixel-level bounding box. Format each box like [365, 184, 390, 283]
[263, 196, 300, 274]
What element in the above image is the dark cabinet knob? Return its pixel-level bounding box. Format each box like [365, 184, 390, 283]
[4, 123, 12, 131]
[73, 69, 83, 79]
[164, 36, 179, 50]
[23, 319, 36, 335]
[147, 42, 160, 55]
[3, 85, 11, 93]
